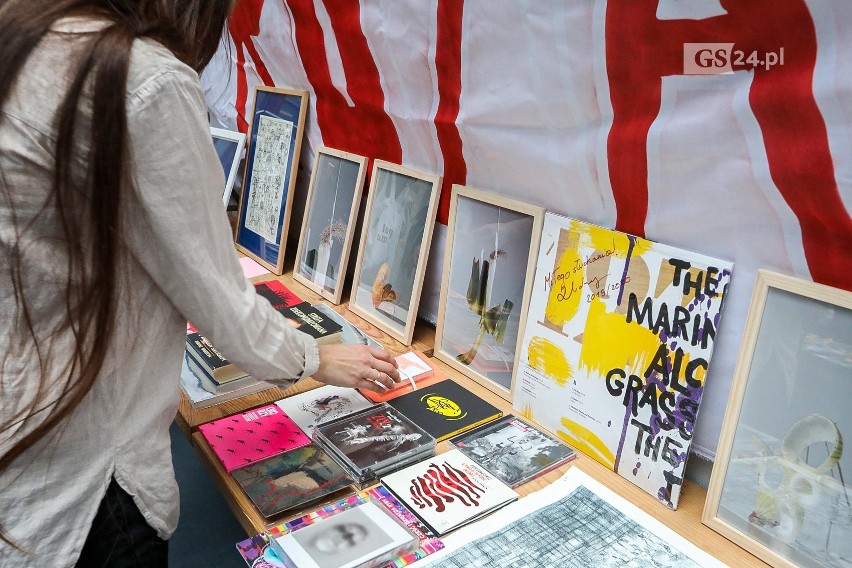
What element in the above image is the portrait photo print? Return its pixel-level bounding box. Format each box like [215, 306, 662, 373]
[273, 502, 415, 568]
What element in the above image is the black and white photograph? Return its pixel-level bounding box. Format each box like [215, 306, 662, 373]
[435, 185, 544, 399]
[316, 405, 431, 472]
[349, 160, 441, 345]
[452, 416, 575, 487]
[293, 147, 367, 304]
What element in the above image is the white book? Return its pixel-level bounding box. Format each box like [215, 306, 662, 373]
[270, 501, 416, 568]
[381, 449, 519, 535]
[275, 384, 374, 435]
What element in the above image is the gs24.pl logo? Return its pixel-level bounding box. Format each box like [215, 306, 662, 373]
[684, 43, 785, 74]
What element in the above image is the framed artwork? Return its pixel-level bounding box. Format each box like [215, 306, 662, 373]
[349, 160, 441, 345]
[209, 126, 246, 207]
[234, 86, 309, 275]
[703, 270, 852, 568]
[434, 185, 544, 400]
[293, 147, 368, 304]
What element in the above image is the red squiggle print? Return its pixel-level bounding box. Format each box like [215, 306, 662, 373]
[406, 461, 485, 513]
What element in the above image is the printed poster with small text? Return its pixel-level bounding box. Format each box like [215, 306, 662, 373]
[513, 213, 733, 509]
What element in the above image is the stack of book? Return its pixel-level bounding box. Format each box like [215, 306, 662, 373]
[181, 280, 344, 409]
[180, 352, 274, 410]
[311, 403, 437, 489]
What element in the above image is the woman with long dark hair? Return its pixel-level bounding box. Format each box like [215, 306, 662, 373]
[0, 1, 399, 565]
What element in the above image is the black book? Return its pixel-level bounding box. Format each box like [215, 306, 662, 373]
[386, 379, 503, 442]
[279, 301, 344, 345]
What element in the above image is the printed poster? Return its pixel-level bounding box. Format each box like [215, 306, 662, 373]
[513, 213, 732, 508]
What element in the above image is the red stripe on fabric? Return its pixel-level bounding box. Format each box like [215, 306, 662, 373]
[228, 0, 274, 133]
[434, 0, 466, 225]
[604, 1, 850, 290]
[291, 0, 402, 182]
[740, 4, 852, 290]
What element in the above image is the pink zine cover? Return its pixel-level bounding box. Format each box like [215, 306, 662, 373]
[199, 404, 310, 473]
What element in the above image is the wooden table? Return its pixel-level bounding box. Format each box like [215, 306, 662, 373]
[176, 272, 768, 567]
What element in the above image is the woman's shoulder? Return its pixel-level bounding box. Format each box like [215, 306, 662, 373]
[126, 37, 201, 105]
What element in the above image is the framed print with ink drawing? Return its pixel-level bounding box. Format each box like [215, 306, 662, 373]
[234, 86, 308, 275]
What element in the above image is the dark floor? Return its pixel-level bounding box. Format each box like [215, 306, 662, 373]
[169, 422, 249, 568]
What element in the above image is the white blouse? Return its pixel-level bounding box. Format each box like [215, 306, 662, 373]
[0, 19, 318, 566]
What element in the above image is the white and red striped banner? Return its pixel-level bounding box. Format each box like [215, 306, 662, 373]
[203, 0, 852, 458]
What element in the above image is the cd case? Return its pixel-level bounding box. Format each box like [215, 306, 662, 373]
[231, 444, 353, 518]
[312, 403, 436, 485]
[450, 415, 576, 487]
[269, 500, 417, 568]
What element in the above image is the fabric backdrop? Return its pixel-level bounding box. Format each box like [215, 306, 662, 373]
[202, 0, 852, 459]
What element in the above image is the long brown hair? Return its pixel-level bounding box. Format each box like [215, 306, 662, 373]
[0, 0, 232, 547]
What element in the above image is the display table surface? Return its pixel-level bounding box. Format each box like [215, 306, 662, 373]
[175, 272, 769, 567]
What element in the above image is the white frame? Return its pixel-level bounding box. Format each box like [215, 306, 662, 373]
[293, 147, 368, 304]
[209, 126, 246, 207]
[703, 269, 852, 568]
[349, 160, 441, 345]
[434, 185, 544, 401]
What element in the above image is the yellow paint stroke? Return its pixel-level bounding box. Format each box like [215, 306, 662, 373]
[579, 296, 660, 377]
[568, 220, 652, 259]
[527, 336, 573, 386]
[518, 403, 535, 422]
[559, 418, 616, 468]
[544, 240, 582, 328]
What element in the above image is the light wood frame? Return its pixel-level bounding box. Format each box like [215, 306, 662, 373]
[348, 160, 441, 345]
[434, 185, 544, 401]
[292, 147, 368, 304]
[209, 127, 246, 207]
[235, 86, 309, 275]
[703, 269, 852, 568]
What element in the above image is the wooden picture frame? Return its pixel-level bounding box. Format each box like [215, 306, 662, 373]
[703, 269, 852, 568]
[209, 126, 246, 207]
[434, 185, 544, 401]
[292, 147, 368, 304]
[234, 86, 309, 275]
[349, 160, 441, 345]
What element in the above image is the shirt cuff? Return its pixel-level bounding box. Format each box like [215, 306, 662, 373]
[300, 336, 320, 380]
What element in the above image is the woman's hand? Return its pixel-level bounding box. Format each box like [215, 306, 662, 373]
[313, 344, 401, 393]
